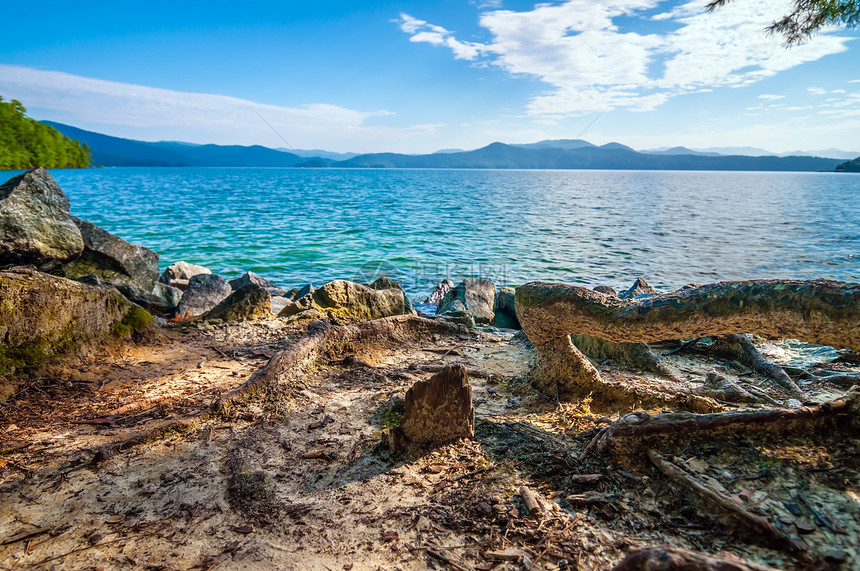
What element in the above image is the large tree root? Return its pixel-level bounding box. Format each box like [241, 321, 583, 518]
[611, 545, 778, 571]
[516, 279, 859, 405]
[593, 388, 860, 458]
[69, 316, 468, 469]
[707, 334, 802, 397]
[571, 334, 677, 380]
[532, 335, 721, 412]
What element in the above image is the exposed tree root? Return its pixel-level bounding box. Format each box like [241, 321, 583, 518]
[571, 334, 677, 380]
[68, 316, 469, 469]
[708, 334, 802, 397]
[611, 545, 779, 571]
[516, 279, 859, 407]
[593, 388, 860, 458]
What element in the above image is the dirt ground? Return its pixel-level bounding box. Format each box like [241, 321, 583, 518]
[0, 316, 858, 570]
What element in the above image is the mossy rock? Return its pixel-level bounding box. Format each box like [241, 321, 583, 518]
[0, 267, 145, 398]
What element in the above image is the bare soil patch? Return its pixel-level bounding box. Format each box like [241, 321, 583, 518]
[1, 318, 857, 570]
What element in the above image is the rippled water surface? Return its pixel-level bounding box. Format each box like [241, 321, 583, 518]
[40, 167, 860, 298]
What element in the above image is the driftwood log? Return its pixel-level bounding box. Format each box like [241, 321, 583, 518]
[515, 279, 859, 406]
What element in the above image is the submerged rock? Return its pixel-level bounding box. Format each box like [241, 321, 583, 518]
[158, 261, 212, 291]
[204, 283, 272, 322]
[0, 168, 84, 271]
[391, 364, 474, 451]
[177, 274, 232, 316]
[438, 278, 496, 324]
[62, 216, 159, 290]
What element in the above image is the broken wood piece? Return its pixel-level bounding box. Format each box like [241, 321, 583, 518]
[392, 363, 474, 452]
[485, 548, 528, 561]
[519, 485, 543, 516]
[611, 545, 777, 570]
[566, 492, 607, 505]
[647, 450, 805, 554]
[301, 449, 330, 460]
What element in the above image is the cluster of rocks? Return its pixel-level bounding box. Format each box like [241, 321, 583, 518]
[424, 278, 520, 330]
[0, 168, 527, 345]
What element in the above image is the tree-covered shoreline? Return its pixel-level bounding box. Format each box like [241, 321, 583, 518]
[0, 97, 91, 170]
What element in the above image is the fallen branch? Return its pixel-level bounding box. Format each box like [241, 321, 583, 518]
[611, 545, 778, 570]
[647, 450, 806, 554]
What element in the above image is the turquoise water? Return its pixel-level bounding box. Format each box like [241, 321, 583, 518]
[20, 168, 860, 298]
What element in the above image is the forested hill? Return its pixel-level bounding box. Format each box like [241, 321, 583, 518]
[339, 142, 844, 172]
[0, 97, 91, 169]
[836, 157, 860, 172]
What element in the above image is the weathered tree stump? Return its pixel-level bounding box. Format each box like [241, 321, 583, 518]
[516, 279, 859, 406]
[391, 363, 474, 452]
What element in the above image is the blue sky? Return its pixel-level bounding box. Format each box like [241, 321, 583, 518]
[1, 0, 858, 155]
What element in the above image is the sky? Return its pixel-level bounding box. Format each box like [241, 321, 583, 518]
[1, 0, 858, 155]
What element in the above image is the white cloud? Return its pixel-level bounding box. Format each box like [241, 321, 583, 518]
[399, 0, 853, 116]
[0, 64, 442, 152]
[759, 94, 785, 100]
[397, 14, 483, 60]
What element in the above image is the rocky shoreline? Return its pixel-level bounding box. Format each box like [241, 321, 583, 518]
[2, 168, 860, 570]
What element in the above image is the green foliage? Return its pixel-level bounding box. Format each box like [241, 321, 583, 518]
[707, 0, 860, 45]
[113, 307, 154, 337]
[836, 156, 860, 172]
[0, 96, 91, 169]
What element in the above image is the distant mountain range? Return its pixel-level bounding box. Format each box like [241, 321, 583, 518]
[44, 121, 858, 172]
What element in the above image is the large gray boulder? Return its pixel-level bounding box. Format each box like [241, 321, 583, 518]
[62, 216, 159, 290]
[437, 278, 496, 324]
[0, 168, 84, 271]
[177, 274, 232, 316]
[158, 261, 211, 290]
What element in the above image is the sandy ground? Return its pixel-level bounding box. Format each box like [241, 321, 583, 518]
[0, 317, 858, 570]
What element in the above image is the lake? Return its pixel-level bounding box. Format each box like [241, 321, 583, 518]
[20, 167, 860, 299]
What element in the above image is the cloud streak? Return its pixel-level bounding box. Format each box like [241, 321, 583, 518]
[0, 64, 438, 152]
[398, 0, 853, 116]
